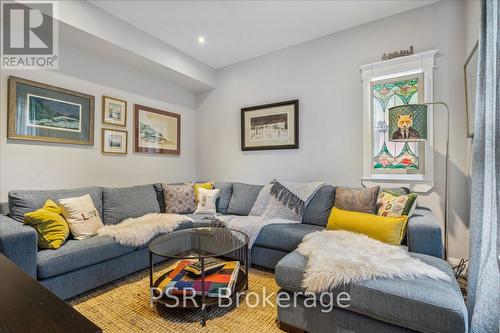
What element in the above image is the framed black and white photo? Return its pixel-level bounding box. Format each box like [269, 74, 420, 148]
[241, 99, 299, 151]
[102, 128, 127, 154]
[8, 76, 94, 145]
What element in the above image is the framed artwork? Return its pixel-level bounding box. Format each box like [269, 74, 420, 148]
[464, 40, 478, 138]
[134, 104, 180, 155]
[241, 99, 299, 151]
[102, 96, 127, 126]
[370, 73, 425, 174]
[8, 76, 94, 145]
[102, 128, 127, 154]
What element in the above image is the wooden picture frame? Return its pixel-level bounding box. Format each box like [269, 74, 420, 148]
[8, 76, 94, 145]
[464, 40, 478, 138]
[102, 96, 127, 127]
[241, 99, 299, 151]
[101, 128, 127, 155]
[134, 104, 180, 155]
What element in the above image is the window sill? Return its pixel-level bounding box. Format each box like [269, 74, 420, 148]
[361, 177, 435, 194]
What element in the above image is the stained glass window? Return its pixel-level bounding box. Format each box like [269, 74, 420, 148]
[371, 73, 425, 174]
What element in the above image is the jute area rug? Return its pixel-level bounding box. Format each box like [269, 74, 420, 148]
[68, 261, 282, 333]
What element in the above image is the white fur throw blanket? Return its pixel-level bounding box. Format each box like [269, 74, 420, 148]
[297, 230, 450, 293]
[97, 213, 193, 247]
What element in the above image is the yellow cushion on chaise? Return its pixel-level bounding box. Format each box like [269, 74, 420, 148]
[326, 207, 408, 245]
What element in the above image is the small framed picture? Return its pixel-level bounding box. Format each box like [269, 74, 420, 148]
[241, 99, 299, 151]
[102, 96, 127, 126]
[102, 128, 127, 154]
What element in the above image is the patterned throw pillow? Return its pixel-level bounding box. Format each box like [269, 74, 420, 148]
[334, 186, 380, 214]
[376, 190, 417, 217]
[194, 188, 219, 215]
[163, 183, 196, 214]
[194, 182, 214, 204]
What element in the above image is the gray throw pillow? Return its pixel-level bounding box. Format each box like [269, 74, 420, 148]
[163, 183, 196, 214]
[227, 183, 263, 215]
[334, 186, 380, 214]
[214, 182, 233, 214]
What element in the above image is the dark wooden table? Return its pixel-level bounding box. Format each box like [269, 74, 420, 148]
[0, 253, 101, 333]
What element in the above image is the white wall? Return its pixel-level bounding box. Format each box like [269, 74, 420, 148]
[197, 1, 470, 259]
[0, 30, 198, 201]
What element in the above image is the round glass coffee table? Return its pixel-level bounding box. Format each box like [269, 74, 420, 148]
[148, 227, 249, 326]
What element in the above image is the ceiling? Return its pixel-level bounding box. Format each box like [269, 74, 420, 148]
[91, 0, 437, 69]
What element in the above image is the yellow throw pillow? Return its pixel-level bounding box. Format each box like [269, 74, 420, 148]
[194, 182, 214, 204]
[326, 207, 408, 245]
[24, 199, 69, 249]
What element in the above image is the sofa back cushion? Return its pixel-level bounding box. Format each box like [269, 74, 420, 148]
[103, 184, 160, 225]
[227, 182, 263, 216]
[214, 182, 233, 214]
[8, 187, 103, 223]
[302, 185, 335, 227]
[153, 183, 166, 213]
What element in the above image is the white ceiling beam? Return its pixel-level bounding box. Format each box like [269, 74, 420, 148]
[35, 0, 216, 91]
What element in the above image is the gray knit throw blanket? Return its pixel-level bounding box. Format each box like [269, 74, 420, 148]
[268, 179, 325, 217]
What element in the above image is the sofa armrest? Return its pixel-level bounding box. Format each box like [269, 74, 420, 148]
[407, 208, 444, 259]
[0, 215, 37, 277]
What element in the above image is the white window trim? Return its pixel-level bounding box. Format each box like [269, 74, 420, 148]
[359, 50, 438, 191]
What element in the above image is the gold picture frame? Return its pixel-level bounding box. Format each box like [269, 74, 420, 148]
[102, 95, 127, 127]
[8, 76, 95, 145]
[101, 128, 127, 155]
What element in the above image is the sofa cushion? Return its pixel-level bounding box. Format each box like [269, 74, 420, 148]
[103, 185, 160, 225]
[214, 182, 233, 214]
[254, 223, 323, 252]
[227, 182, 263, 215]
[9, 187, 103, 223]
[153, 183, 166, 213]
[37, 236, 135, 279]
[302, 185, 335, 226]
[275, 251, 467, 333]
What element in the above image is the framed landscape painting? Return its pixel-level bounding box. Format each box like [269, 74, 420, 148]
[241, 99, 299, 151]
[134, 104, 180, 155]
[102, 129, 127, 155]
[102, 96, 127, 126]
[8, 76, 94, 145]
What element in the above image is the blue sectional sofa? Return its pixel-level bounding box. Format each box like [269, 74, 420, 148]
[0, 182, 466, 332]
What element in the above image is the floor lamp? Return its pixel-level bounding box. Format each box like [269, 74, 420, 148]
[388, 102, 450, 260]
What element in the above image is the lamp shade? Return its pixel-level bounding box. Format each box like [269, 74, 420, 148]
[388, 104, 427, 142]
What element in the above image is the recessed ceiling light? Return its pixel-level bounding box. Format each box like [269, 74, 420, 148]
[197, 36, 206, 44]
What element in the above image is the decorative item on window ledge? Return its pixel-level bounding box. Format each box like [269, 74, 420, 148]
[381, 46, 414, 61]
[388, 102, 450, 259]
